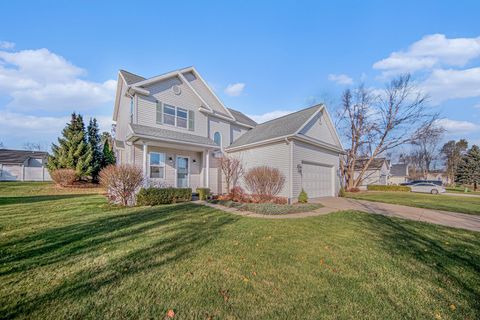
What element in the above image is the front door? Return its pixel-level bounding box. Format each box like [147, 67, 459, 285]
[176, 156, 189, 188]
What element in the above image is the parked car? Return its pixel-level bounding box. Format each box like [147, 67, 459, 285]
[401, 180, 443, 186]
[410, 182, 445, 194]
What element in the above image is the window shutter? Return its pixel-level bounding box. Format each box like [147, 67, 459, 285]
[156, 101, 163, 124]
[188, 110, 195, 131]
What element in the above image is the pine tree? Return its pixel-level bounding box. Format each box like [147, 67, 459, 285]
[102, 139, 116, 167]
[87, 118, 103, 182]
[48, 113, 93, 179]
[455, 145, 480, 191]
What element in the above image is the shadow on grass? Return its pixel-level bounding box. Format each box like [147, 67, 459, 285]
[0, 203, 238, 319]
[0, 194, 96, 206]
[363, 213, 480, 317]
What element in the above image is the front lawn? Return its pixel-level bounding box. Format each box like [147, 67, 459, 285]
[346, 191, 480, 215]
[446, 186, 480, 195]
[209, 199, 322, 215]
[1, 183, 479, 319]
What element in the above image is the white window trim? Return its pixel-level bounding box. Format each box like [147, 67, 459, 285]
[163, 104, 189, 130]
[148, 152, 166, 179]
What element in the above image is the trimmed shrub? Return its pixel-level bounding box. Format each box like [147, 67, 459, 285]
[50, 169, 77, 187]
[196, 188, 210, 200]
[298, 189, 308, 203]
[367, 185, 411, 192]
[99, 164, 144, 206]
[338, 187, 346, 197]
[250, 194, 288, 204]
[244, 166, 285, 196]
[230, 186, 246, 202]
[137, 187, 192, 206]
[347, 187, 360, 192]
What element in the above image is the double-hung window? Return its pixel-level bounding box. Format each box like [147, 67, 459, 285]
[176, 107, 188, 128]
[149, 152, 165, 179]
[162, 104, 192, 130]
[163, 105, 176, 126]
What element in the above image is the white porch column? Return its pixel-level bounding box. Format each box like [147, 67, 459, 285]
[205, 150, 210, 188]
[142, 143, 148, 178]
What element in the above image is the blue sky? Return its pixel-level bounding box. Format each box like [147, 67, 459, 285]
[0, 0, 479, 150]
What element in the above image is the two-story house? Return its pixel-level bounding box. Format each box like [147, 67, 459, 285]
[113, 67, 344, 202]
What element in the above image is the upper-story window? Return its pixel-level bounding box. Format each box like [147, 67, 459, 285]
[163, 104, 190, 129]
[214, 132, 222, 147]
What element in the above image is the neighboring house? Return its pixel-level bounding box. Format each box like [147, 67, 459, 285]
[112, 67, 345, 201]
[354, 158, 390, 186]
[0, 149, 51, 181]
[389, 163, 409, 185]
[426, 170, 449, 185]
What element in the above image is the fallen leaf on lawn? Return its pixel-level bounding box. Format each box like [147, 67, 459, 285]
[449, 304, 456, 311]
[166, 309, 175, 318]
[320, 259, 324, 265]
[243, 276, 249, 282]
[434, 312, 442, 319]
[252, 271, 257, 276]
[219, 289, 229, 302]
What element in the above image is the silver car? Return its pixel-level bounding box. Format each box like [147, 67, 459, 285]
[410, 182, 445, 194]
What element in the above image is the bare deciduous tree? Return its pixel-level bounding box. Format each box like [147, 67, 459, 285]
[219, 155, 245, 192]
[23, 142, 42, 151]
[410, 123, 445, 179]
[244, 166, 285, 196]
[338, 74, 437, 189]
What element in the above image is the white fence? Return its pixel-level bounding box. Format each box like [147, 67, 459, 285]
[0, 164, 52, 181]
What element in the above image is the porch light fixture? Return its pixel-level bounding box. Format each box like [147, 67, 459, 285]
[168, 156, 173, 162]
[192, 159, 197, 163]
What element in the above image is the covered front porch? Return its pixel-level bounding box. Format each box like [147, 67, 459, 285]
[131, 138, 222, 192]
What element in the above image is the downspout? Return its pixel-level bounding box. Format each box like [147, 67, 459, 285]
[286, 138, 293, 204]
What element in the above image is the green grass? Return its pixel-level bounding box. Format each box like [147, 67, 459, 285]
[346, 191, 480, 215]
[1, 183, 479, 319]
[209, 199, 322, 215]
[446, 186, 480, 195]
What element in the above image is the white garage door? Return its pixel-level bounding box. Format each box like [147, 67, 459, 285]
[302, 162, 333, 198]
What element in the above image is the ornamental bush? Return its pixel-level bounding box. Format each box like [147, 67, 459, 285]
[196, 187, 210, 200]
[298, 189, 308, 203]
[367, 185, 411, 192]
[244, 166, 285, 196]
[50, 169, 77, 187]
[99, 164, 144, 206]
[136, 187, 192, 206]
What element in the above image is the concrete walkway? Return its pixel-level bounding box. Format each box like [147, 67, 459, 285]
[199, 199, 480, 232]
[316, 197, 480, 232]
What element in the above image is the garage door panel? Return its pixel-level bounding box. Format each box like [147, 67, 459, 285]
[302, 162, 333, 198]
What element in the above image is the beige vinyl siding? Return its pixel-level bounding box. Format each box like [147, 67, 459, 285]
[133, 143, 203, 189]
[208, 117, 231, 149]
[115, 80, 133, 141]
[137, 77, 208, 137]
[230, 124, 248, 144]
[299, 112, 336, 145]
[227, 141, 291, 198]
[292, 140, 340, 199]
[188, 78, 231, 116]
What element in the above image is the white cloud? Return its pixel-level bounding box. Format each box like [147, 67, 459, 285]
[328, 73, 353, 85]
[224, 82, 245, 96]
[0, 112, 113, 149]
[435, 118, 480, 134]
[474, 103, 480, 109]
[421, 67, 480, 105]
[0, 48, 116, 111]
[0, 41, 15, 50]
[247, 110, 294, 123]
[373, 34, 480, 76]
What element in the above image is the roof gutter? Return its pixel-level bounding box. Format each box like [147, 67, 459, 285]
[126, 133, 219, 150]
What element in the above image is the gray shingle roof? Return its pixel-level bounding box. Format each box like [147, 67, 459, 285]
[390, 163, 408, 176]
[0, 149, 48, 164]
[354, 158, 388, 170]
[227, 108, 257, 127]
[130, 124, 218, 147]
[119, 70, 146, 85]
[227, 105, 320, 149]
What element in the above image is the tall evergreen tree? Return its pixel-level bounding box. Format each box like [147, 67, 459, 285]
[87, 118, 102, 182]
[102, 138, 116, 167]
[456, 145, 480, 191]
[441, 139, 468, 185]
[48, 113, 93, 179]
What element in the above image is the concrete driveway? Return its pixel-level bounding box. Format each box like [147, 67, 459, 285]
[315, 197, 480, 232]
